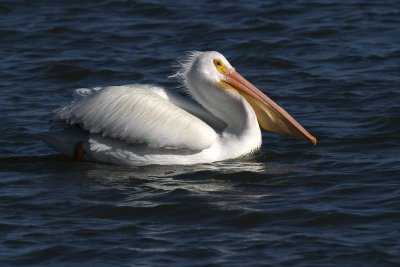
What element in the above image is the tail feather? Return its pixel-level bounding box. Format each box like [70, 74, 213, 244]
[34, 127, 88, 158]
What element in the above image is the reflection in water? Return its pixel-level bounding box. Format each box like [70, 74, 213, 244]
[74, 158, 302, 209]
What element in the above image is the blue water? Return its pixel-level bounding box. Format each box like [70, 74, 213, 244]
[1, 0, 399, 266]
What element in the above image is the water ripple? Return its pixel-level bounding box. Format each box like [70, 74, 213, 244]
[1, 0, 400, 266]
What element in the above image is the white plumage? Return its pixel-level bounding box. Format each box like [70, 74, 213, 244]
[56, 85, 217, 150]
[39, 51, 316, 166]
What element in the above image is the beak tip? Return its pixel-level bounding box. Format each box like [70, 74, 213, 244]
[311, 136, 317, 146]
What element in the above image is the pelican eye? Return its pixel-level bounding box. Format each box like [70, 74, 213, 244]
[213, 59, 229, 75]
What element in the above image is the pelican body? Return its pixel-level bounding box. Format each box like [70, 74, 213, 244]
[40, 51, 316, 166]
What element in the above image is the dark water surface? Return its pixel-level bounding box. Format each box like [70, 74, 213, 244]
[1, 0, 399, 266]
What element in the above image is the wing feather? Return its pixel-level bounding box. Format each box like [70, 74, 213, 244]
[55, 84, 217, 150]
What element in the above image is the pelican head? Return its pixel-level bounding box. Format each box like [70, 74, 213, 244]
[175, 51, 316, 145]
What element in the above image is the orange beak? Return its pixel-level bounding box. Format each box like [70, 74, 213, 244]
[223, 70, 317, 145]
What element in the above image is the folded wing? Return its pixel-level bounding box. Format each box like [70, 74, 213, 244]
[55, 84, 217, 150]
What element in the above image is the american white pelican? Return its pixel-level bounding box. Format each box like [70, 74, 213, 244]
[39, 51, 316, 166]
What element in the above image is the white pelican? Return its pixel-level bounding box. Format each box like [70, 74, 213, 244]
[39, 51, 316, 166]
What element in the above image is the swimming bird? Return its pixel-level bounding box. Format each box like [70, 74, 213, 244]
[39, 51, 316, 166]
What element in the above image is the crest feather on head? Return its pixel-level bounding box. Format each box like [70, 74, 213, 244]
[169, 51, 203, 87]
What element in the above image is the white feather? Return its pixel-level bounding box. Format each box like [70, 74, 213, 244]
[55, 84, 217, 151]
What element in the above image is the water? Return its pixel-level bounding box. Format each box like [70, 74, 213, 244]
[1, 0, 399, 266]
